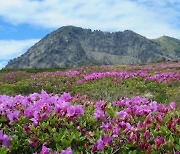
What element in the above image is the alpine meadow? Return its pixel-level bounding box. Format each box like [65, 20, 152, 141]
[0, 0, 180, 153]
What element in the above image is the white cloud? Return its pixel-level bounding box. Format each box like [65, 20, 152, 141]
[0, 0, 179, 39]
[0, 39, 39, 69]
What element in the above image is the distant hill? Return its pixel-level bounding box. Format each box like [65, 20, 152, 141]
[5, 26, 180, 69]
[152, 36, 180, 58]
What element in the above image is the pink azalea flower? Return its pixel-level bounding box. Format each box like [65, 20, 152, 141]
[168, 102, 176, 110]
[0, 130, 12, 147]
[6, 110, 20, 123]
[143, 130, 150, 139]
[116, 111, 128, 120]
[95, 101, 106, 109]
[60, 92, 72, 102]
[126, 122, 133, 130]
[96, 138, 104, 151]
[67, 106, 76, 117]
[100, 122, 112, 132]
[94, 109, 106, 121]
[61, 147, 72, 154]
[155, 137, 164, 149]
[74, 105, 84, 115]
[41, 145, 50, 154]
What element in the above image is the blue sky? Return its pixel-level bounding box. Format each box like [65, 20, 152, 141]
[0, 0, 180, 69]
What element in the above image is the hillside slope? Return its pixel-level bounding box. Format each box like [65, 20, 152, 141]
[153, 35, 180, 58]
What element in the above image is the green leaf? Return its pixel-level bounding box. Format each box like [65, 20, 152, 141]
[61, 137, 72, 147]
[66, 121, 73, 129]
[128, 150, 137, 154]
[106, 106, 116, 117]
[163, 115, 170, 124]
[0, 146, 9, 154]
[53, 132, 63, 142]
[151, 129, 158, 136]
[50, 116, 58, 125]
[56, 143, 62, 151]
[160, 126, 168, 134]
[175, 145, 180, 150]
[169, 135, 174, 143]
[30, 125, 36, 132]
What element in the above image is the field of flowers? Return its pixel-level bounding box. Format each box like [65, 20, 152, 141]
[0, 62, 179, 153]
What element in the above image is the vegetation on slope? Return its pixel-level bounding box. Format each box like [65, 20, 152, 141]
[0, 62, 179, 153]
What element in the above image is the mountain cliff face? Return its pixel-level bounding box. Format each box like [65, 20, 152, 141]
[5, 26, 180, 69]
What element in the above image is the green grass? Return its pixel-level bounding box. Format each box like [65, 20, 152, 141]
[71, 77, 170, 103]
[0, 62, 179, 105]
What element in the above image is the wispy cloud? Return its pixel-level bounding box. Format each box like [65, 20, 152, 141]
[0, 39, 39, 68]
[0, 0, 179, 39]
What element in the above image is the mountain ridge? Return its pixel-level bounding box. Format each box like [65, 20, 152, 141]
[5, 26, 180, 69]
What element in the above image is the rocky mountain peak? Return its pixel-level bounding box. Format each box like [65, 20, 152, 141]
[5, 26, 180, 69]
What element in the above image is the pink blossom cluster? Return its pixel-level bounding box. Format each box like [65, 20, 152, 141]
[0, 130, 12, 147]
[2, 71, 27, 79]
[0, 90, 179, 153]
[151, 62, 180, 70]
[64, 70, 79, 77]
[127, 62, 180, 72]
[39, 145, 72, 154]
[77, 71, 180, 83]
[92, 96, 178, 152]
[30, 70, 79, 79]
[0, 90, 84, 126]
[0, 71, 28, 83]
